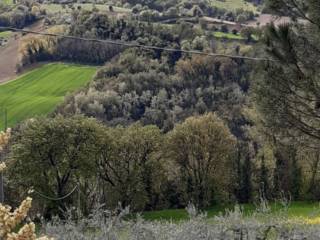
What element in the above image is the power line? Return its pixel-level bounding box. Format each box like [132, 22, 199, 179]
[31, 184, 79, 201]
[0, 26, 276, 62]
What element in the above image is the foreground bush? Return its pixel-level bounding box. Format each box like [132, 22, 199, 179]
[41, 204, 320, 240]
[0, 163, 52, 240]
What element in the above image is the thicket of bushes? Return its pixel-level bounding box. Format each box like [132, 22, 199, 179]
[39, 203, 320, 239]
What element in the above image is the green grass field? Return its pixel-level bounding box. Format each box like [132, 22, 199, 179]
[210, 0, 257, 12]
[213, 31, 244, 40]
[142, 202, 320, 221]
[0, 31, 12, 38]
[0, 63, 97, 130]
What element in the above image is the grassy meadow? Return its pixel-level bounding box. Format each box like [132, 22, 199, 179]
[142, 202, 320, 221]
[0, 63, 97, 130]
[213, 31, 244, 40]
[210, 0, 257, 12]
[0, 31, 12, 38]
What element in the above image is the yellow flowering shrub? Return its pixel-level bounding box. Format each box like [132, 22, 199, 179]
[0, 129, 11, 152]
[303, 217, 320, 225]
[0, 151, 53, 240]
[0, 181, 53, 240]
[0, 162, 6, 172]
[286, 216, 320, 225]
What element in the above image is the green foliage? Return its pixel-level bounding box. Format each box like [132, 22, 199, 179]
[57, 53, 250, 133]
[96, 123, 165, 211]
[253, 22, 320, 144]
[251, 0, 320, 203]
[0, 63, 97, 129]
[21, 11, 200, 65]
[142, 201, 320, 221]
[9, 116, 103, 216]
[166, 113, 236, 208]
[7, 113, 241, 215]
[3, 0, 320, 222]
[19, 24, 125, 66]
[9, 116, 166, 213]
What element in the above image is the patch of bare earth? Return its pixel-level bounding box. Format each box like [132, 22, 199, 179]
[247, 14, 297, 27]
[0, 20, 45, 83]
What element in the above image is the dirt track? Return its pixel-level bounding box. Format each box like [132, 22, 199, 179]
[0, 35, 20, 83]
[0, 20, 45, 83]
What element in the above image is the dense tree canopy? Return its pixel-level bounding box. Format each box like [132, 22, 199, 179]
[9, 116, 102, 216]
[6, 0, 320, 220]
[56, 52, 250, 134]
[166, 113, 236, 208]
[95, 123, 165, 211]
[254, 0, 320, 146]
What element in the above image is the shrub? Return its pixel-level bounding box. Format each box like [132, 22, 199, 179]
[41, 203, 320, 239]
[0, 164, 52, 240]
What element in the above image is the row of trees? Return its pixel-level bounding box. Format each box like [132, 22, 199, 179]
[0, 0, 44, 28]
[6, 114, 235, 217]
[6, 113, 320, 218]
[126, 0, 256, 22]
[19, 10, 202, 66]
[19, 24, 126, 67]
[0, 4, 38, 28]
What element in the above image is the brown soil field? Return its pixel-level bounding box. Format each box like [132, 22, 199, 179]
[0, 20, 45, 83]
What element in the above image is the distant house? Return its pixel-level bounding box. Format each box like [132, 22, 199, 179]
[247, 14, 308, 27]
[202, 16, 245, 32]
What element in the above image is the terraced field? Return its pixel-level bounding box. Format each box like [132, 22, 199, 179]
[0, 63, 97, 129]
[210, 0, 257, 12]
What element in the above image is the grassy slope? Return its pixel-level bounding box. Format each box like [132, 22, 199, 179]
[210, 0, 257, 12]
[142, 202, 320, 221]
[0, 63, 96, 129]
